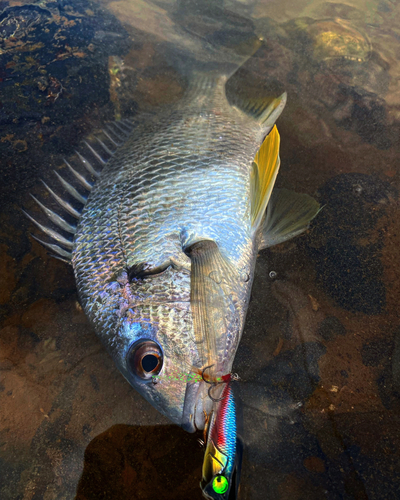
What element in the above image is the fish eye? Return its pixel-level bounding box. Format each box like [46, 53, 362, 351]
[212, 475, 229, 495]
[126, 340, 163, 380]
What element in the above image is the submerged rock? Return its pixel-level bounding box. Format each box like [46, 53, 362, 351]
[0, 0, 131, 201]
[306, 173, 397, 314]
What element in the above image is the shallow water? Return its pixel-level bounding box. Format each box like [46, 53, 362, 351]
[1, 0, 400, 499]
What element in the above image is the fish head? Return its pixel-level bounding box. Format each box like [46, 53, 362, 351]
[103, 244, 250, 432]
[119, 321, 225, 432]
[103, 264, 216, 431]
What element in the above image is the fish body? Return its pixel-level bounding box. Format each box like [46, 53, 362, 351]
[27, 65, 319, 432]
[201, 380, 243, 500]
[72, 72, 287, 431]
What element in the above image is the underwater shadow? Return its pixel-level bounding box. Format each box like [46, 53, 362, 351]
[75, 424, 204, 500]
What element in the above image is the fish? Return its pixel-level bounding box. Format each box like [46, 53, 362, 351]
[201, 377, 243, 500]
[25, 56, 320, 433]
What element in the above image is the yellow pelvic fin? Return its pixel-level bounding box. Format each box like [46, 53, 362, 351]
[250, 125, 281, 229]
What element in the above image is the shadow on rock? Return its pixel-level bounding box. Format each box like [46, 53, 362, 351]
[75, 424, 204, 500]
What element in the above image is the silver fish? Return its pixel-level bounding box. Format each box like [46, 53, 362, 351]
[27, 65, 319, 432]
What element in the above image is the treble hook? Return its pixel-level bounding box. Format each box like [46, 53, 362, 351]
[208, 384, 226, 403]
[201, 365, 240, 402]
[201, 365, 215, 384]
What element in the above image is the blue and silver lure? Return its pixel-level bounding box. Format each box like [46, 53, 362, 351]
[201, 377, 243, 500]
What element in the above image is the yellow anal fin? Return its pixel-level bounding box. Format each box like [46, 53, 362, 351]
[250, 125, 281, 229]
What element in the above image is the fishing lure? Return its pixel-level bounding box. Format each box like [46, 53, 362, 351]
[201, 379, 243, 499]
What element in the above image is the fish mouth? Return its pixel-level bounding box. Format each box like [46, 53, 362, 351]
[181, 381, 212, 432]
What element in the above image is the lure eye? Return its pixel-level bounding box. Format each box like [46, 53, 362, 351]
[126, 340, 163, 380]
[212, 475, 229, 495]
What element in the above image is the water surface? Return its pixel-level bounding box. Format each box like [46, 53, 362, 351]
[1, 1, 399, 498]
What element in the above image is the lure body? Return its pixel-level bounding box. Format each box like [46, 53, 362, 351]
[201, 381, 243, 499]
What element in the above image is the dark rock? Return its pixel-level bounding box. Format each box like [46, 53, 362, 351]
[361, 339, 393, 367]
[317, 316, 347, 341]
[306, 173, 397, 314]
[0, 0, 131, 202]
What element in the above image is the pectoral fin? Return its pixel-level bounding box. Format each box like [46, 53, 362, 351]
[250, 125, 281, 230]
[259, 188, 321, 250]
[185, 240, 237, 375]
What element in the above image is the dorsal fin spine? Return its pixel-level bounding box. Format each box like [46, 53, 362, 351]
[24, 118, 136, 262]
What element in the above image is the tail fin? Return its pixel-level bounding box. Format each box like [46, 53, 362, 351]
[161, 0, 262, 79]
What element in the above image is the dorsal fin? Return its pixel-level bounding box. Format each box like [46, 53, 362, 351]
[250, 125, 281, 229]
[24, 118, 136, 263]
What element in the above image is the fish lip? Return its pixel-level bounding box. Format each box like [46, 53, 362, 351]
[181, 381, 203, 433]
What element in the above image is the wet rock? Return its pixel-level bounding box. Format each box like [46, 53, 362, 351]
[361, 339, 393, 367]
[393, 328, 400, 391]
[252, 342, 326, 405]
[334, 85, 391, 149]
[0, 0, 131, 202]
[376, 367, 400, 410]
[272, 280, 326, 343]
[0, 1, 130, 125]
[282, 17, 371, 64]
[367, 328, 400, 410]
[303, 455, 326, 473]
[0, 211, 76, 321]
